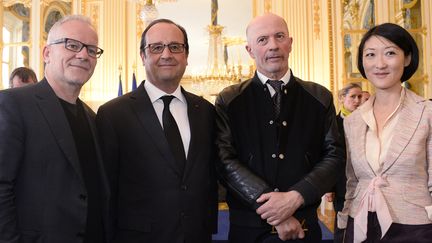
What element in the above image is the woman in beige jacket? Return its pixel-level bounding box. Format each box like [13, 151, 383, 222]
[339, 23, 432, 242]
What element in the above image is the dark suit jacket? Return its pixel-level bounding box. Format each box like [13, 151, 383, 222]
[96, 82, 218, 243]
[333, 113, 347, 212]
[0, 79, 110, 243]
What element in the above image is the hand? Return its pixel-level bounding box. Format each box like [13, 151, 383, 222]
[256, 190, 304, 226]
[275, 217, 305, 241]
[324, 192, 334, 202]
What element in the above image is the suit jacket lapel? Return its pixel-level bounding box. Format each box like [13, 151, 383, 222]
[351, 114, 375, 175]
[82, 103, 110, 197]
[182, 89, 200, 179]
[381, 90, 425, 173]
[130, 83, 182, 176]
[34, 79, 84, 183]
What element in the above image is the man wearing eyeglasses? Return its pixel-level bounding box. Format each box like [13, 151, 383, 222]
[96, 19, 218, 243]
[0, 15, 109, 243]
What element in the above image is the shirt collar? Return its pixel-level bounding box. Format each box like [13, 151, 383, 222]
[144, 80, 186, 104]
[257, 69, 291, 86]
[360, 87, 406, 131]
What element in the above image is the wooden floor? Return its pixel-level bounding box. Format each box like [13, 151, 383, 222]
[317, 201, 336, 233]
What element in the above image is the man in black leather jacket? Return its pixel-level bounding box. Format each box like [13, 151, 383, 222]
[215, 13, 345, 243]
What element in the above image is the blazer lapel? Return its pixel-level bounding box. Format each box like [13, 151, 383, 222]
[34, 79, 84, 183]
[130, 83, 182, 176]
[182, 89, 201, 179]
[381, 90, 425, 173]
[82, 103, 110, 197]
[350, 113, 375, 175]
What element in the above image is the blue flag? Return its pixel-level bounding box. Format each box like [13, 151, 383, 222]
[132, 72, 137, 91]
[118, 74, 123, 96]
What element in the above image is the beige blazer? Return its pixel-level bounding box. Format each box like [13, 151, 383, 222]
[339, 89, 432, 230]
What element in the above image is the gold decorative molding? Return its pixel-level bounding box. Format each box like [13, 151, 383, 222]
[264, 0, 271, 13]
[403, 0, 418, 9]
[82, 0, 86, 13]
[2, 0, 32, 8]
[89, 3, 99, 30]
[136, 1, 144, 41]
[313, 0, 320, 39]
[327, 0, 334, 93]
[40, 0, 72, 8]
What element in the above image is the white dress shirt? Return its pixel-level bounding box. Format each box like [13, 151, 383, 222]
[257, 69, 291, 97]
[144, 81, 191, 158]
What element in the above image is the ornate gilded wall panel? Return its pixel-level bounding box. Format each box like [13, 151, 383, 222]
[340, 0, 428, 97]
[79, 0, 104, 105]
[1, 1, 32, 88]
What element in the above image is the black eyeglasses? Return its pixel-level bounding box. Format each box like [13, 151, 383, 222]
[145, 43, 186, 54]
[49, 38, 104, 58]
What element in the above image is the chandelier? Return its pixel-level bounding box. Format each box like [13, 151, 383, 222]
[187, 0, 253, 102]
[138, 0, 177, 24]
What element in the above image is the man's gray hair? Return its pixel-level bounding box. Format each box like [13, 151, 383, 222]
[47, 15, 94, 43]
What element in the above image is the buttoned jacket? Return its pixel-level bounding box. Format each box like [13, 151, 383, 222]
[0, 79, 110, 243]
[96, 82, 218, 243]
[215, 72, 345, 226]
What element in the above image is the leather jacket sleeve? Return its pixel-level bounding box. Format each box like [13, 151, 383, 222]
[215, 78, 345, 210]
[215, 86, 272, 210]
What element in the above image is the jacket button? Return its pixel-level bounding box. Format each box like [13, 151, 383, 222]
[271, 154, 276, 158]
[282, 121, 287, 126]
[269, 120, 274, 125]
[279, 154, 285, 159]
[79, 194, 87, 201]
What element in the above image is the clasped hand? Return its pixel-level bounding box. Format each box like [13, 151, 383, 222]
[275, 217, 306, 240]
[256, 190, 304, 226]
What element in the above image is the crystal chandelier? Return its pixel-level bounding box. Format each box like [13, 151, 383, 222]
[139, 0, 158, 23]
[138, 0, 177, 24]
[187, 0, 253, 102]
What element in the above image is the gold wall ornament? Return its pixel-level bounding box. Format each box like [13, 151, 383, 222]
[403, 0, 418, 9]
[264, 0, 271, 13]
[327, 0, 334, 95]
[313, 0, 320, 39]
[136, 1, 144, 39]
[89, 3, 100, 31]
[2, 0, 32, 8]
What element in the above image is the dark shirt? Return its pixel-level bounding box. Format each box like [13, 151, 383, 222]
[59, 98, 104, 243]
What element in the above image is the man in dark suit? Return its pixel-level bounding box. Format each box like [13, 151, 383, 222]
[0, 15, 109, 243]
[96, 19, 218, 243]
[215, 13, 344, 242]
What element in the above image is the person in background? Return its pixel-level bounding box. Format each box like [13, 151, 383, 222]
[340, 23, 432, 242]
[325, 82, 362, 243]
[360, 90, 370, 104]
[96, 18, 218, 243]
[9, 67, 38, 88]
[0, 15, 109, 243]
[215, 13, 345, 242]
